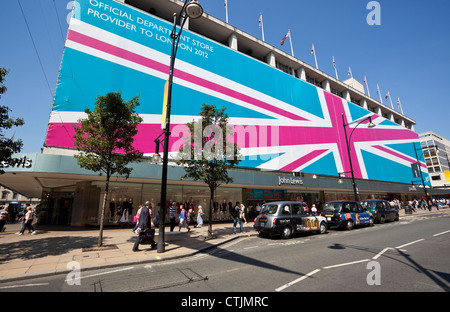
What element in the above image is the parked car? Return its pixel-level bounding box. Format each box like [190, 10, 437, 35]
[360, 199, 399, 223]
[322, 200, 374, 230]
[254, 201, 327, 239]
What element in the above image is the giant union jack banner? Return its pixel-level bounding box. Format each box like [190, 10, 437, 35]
[45, 0, 429, 185]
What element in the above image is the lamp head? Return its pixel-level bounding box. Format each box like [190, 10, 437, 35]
[185, 1, 203, 19]
[367, 117, 376, 128]
[151, 153, 162, 164]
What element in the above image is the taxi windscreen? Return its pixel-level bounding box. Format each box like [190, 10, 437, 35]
[360, 201, 377, 209]
[260, 204, 279, 215]
[323, 202, 342, 212]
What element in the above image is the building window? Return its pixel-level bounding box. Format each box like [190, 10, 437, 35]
[434, 166, 441, 172]
[276, 61, 293, 76]
[428, 167, 434, 173]
[350, 97, 359, 105]
[431, 175, 441, 181]
[306, 75, 321, 87]
[331, 88, 343, 97]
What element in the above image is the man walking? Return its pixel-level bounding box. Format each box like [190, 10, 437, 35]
[232, 202, 243, 234]
[132, 203, 152, 252]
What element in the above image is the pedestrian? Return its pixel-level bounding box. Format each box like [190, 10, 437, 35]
[18, 206, 36, 235]
[240, 203, 247, 224]
[232, 202, 243, 234]
[196, 205, 204, 228]
[132, 205, 143, 233]
[16, 204, 29, 235]
[132, 203, 153, 252]
[178, 205, 190, 232]
[169, 202, 177, 232]
[256, 203, 261, 215]
[188, 207, 196, 227]
[119, 206, 129, 228]
[311, 204, 317, 215]
[0, 205, 9, 232]
[9, 205, 17, 224]
[153, 211, 160, 228]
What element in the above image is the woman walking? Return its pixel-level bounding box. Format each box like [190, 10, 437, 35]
[18, 206, 36, 235]
[178, 205, 190, 232]
[240, 203, 247, 224]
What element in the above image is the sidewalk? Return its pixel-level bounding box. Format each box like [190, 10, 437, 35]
[0, 207, 447, 283]
[0, 220, 256, 283]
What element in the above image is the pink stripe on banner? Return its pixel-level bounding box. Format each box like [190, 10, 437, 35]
[67, 30, 307, 121]
[279, 149, 328, 172]
[45, 123, 190, 154]
[373, 145, 427, 169]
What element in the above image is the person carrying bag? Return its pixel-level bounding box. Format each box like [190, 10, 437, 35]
[132, 204, 156, 251]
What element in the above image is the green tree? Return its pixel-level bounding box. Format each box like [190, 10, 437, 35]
[0, 68, 24, 174]
[176, 104, 240, 238]
[73, 92, 143, 247]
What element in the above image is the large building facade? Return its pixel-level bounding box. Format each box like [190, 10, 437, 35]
[419, 131, 450, 188]
[1, 0, 446, 226]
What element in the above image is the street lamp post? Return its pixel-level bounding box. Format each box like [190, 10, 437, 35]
[342, 114, 376, 202]
[157, 1, 203, 253]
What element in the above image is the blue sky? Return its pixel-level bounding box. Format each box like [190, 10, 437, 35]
[1, 0, 449, 153]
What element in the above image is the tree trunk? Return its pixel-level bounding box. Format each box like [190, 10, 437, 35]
[98, 174, 110, 247]
[207, 187, 214, 238]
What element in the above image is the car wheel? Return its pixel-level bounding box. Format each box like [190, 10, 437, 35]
[369, 217, 374, 227]
[346, 220, 354, 231]
[281, 226, 292, 239]
[380, 215, 385, 224]
[319, 222, 328, 234]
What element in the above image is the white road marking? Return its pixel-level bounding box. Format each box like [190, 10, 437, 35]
[395, 239, 425, 249]
[64, 266, 134, 282]
[322, 259, 370, 269]
[373, 247, 395, 260]
[433, 230, 450, 237]
[0, 283, 49, 290]
[275, 269, 321, 292]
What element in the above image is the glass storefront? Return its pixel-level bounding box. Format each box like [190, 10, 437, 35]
[92, 182, 242, 226]
[37, 179, 435, 227]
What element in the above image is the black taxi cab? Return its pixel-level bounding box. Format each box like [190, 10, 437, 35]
[360, 199, 399, 223]
[322, 200, 374, 230]
[254, 201, 328, 239]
